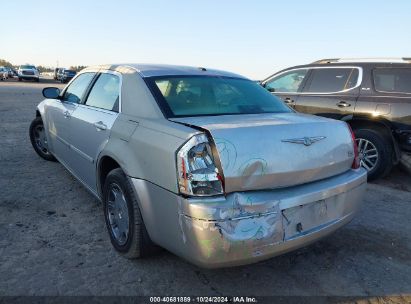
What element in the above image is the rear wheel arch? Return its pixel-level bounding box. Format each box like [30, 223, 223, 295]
[97, 155, 122, 198]
[347, 117, 400, 161]
[347, 118, 393, 139]
[346, 117, 398, 179]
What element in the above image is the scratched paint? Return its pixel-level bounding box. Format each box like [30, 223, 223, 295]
[214, 137, 238, 170]
[178, 191, 283, 261]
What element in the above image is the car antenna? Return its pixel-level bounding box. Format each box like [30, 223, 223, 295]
[198, 67, 207, 71]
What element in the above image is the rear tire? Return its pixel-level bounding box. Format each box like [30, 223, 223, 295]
[103, 168, 157, 259]
[29, 117, 56, 161]
[18, 77, 22, 82]
[354, 128, 393, 180]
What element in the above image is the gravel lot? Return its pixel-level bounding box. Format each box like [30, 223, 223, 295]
[0, 78, 411, 299]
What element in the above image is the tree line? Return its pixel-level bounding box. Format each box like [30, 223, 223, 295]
[0, 59, 87, 72]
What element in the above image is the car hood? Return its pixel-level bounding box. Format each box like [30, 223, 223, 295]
[170, 113, 355, 193]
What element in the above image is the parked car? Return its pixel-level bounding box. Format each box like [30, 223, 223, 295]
[59, 69, 77, 83]
[18, 65, 40, 82]
[261, 58, 411, 180]
[0, 67, 8, 80]
[53, 68, 60, 80]
[10, 68, 18, 77]
[4, 67, 14, 78]
[29, 64, 366, 268]
[56, 68, 65, 81]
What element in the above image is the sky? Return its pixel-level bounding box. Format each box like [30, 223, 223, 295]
[2, 0, 411, 79]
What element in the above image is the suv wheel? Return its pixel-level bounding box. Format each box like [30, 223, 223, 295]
[103, 168, 156, 258]
[354, 129, 393, 180]
[29, 117, 56, 161]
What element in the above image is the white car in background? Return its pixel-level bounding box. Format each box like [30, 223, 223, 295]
[0, 67, 9, 80]
[18, 65, 40, 82]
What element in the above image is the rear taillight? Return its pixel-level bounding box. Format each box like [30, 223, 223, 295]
[177, 134, 224, 196]
[347, 124, 360, 169]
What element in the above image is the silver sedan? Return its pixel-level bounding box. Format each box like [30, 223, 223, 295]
[29, 64, 367, 268]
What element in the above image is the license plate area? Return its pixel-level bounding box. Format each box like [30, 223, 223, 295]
[282, 196, 341, 241]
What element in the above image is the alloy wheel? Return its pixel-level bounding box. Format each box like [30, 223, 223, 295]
[107, 183, 130, 246]
[356, 138, 379, 172]
[33, 125, 50, 155]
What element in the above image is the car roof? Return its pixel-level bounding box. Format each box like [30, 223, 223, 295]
[262, 61, 411, 82]
[84, 63, 248, 79]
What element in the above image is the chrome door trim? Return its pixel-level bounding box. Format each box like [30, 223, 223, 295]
[70, 144, 94, 163]
[263, 66, 363, 95]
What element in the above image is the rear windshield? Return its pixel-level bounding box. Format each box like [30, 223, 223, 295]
[147, 76, 292, 117]
[20, 65, 35, 69]
[65, 70, 76, 73]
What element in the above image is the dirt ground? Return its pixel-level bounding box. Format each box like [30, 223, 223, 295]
[0, 78, 410, 299]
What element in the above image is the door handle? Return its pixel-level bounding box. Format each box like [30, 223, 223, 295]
[284, 98, 295, 104]
[336, 101, 351, 108]
[93, 121, 107, 131]
[63, 111, 71, 118]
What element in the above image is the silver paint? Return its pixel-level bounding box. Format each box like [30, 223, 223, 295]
[35, 63, 367, 268]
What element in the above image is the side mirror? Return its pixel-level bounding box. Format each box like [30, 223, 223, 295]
[267, 87, 276, 93]
[42, 87, 61, 99]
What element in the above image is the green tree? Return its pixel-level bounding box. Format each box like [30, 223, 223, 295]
[69, 65, 87, 72]
[0, 59, 13, 67]
[37, 66, 53, 73]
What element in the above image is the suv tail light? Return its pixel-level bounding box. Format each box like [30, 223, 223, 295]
[347, 124, 360, 169]
[177, 134, 224, 196]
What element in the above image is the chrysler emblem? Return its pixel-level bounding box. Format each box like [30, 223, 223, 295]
[281, 136, 326, 146]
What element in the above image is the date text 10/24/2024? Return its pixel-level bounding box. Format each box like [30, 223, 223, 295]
[149, 296, 258, 303]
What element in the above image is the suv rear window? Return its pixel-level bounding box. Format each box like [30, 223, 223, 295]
[304, 68, 359, 93]
[373, 68, 411, 94]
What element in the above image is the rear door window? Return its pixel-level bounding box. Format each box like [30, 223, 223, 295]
[303, 68, 359, 93]
[85, 73, 120, 112]
[264, 69, 308, 93]
[373, 68, 411, 93]
[63, 72, 96, 103]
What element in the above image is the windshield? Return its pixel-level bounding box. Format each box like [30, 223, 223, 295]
[20, 65, 36, 70]
[148, 76, 291, 117]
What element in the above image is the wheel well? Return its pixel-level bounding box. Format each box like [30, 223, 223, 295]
[348, 119, 392, 139]
[36, 110, 41, 117]
[348, 118, 401, 163]
[98, 156, 121, 196]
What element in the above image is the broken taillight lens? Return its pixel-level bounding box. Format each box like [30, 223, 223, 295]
[177, 134, 224, 196]
[347, 124, 360, 169]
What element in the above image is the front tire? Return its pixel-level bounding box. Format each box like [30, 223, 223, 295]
[354, 128, 393, 180]
[29, 117, 56, 161]
[103, 168, 156, 259]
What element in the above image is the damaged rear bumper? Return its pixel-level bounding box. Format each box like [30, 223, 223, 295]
[131, 168, 367, 268]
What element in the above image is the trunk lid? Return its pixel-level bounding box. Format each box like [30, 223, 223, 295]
[171, 113, 354, 193]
